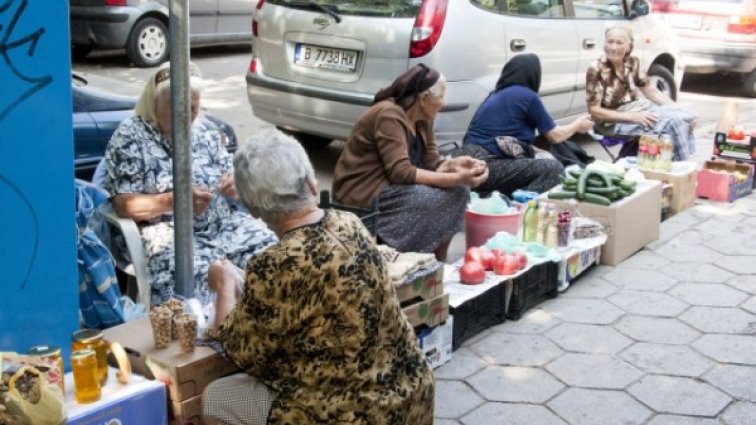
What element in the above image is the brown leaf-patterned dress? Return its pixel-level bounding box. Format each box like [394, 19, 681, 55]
[219, 209, 434, 425]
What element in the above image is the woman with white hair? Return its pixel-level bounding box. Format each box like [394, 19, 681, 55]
[103, 62, 276, 306]
[333, 64, 488, 261]
[586, 25, 697, 160]
[202, 129, 434, 425]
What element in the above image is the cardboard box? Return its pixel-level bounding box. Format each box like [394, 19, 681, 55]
[170, 394, 203, 425]
[402, 292, 449, 328]
[640, 161, 698, 215]
[394, 264, 444, 304]
[713, 131, 756, 162]
[416, 317, 453, 370]
[547, 180, 662, 266]
[66, 367, 168, 425]
[564, 245, 601, 283]
[696, 159, 754, 202]
[103, 318, 239, 402]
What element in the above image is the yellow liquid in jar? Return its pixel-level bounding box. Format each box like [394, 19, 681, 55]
[72, 337, 108, 385]
[71, 350, 101, 403]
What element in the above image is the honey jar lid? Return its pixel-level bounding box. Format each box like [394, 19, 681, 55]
[27, 345, 62, 357]
[71, 349, 96, 360]
[72, 329, 104, 344]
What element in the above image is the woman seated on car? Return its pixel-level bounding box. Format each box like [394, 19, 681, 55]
[586, 25, 697, 160]
[202, 130, 434, 425]
[103, 62, 276, 306]
[456, 54, 595, 196]
[332, 64, 488, 262]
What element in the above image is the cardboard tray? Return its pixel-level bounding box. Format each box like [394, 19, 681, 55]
[394, 264, 444, 304]
[401, 292, 449, 329]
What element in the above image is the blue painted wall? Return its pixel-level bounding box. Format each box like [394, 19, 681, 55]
[0, 0, 78, 365]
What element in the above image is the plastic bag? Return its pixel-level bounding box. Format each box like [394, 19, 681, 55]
[121, 296, 147, 322]
[0, 353, 66, 425]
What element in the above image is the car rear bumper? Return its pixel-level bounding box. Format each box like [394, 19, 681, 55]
[680, 40, 756, 74]
[70, 6, 140, 48]
[246, 72, 476, 143]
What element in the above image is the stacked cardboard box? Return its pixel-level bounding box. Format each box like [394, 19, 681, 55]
[103, 318, 239, 425]
[395, 264, 449, 329]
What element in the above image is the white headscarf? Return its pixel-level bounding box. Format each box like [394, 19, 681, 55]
[134, 62, 206, 130]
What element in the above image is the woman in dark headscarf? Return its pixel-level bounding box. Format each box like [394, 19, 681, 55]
[457, 54, 594, 196]
[333, 64, 488, 261]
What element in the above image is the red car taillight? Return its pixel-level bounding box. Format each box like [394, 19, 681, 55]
[728, 15, 756, 34]
[409, 0, 448, 59]
[249, 58, 258, 74]
[252, 0, 266, 37]
[105, 0, 127, 6]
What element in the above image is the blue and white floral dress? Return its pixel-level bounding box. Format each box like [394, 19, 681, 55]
[104, 116, 276, 305]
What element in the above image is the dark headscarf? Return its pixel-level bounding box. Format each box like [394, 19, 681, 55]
[494, 54, 541, 93]
[373, 64, 441, 109]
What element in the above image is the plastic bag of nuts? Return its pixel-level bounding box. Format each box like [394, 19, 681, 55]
[174, 313, 197, 352]
[148, 306, 172, 349]
[163, 298, 185, 340]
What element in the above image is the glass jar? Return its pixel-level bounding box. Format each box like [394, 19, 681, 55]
[72, 329, 108, 386]
[71, 349, 101, 403]
[28, 345, 65, 393]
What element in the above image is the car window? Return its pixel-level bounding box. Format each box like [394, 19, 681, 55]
[471, 0, 566, 17]
[264, 0, 420, 17]
[572, 0, 625, 17]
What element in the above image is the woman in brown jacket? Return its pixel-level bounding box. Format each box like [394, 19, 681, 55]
[333, 64, 488, 261]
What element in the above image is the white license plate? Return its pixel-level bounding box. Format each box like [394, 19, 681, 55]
[294, 44, 359, 72]
[664, 13, 703, 29]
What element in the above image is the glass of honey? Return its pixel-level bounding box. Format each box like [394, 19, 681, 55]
[71, 349, 101, 403]
[72, 329, 108, 386]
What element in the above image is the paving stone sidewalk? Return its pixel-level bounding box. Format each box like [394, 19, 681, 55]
[434, 101, 756, 424]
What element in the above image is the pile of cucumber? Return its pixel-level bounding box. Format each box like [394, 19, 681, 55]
[548, 169, 637, 206]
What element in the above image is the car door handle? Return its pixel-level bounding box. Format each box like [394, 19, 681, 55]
[582, 38, 596, 49]
[510, 39, 526, 51]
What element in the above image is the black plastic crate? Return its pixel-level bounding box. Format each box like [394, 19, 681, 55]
[450, 283, 507, 350]
[506, 261, 559, 320]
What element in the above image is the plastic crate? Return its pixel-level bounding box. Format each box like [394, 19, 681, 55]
[449, 284, 507, 350]
[506, 261, 559, 320]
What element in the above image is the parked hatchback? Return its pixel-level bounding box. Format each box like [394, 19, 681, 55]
[650, 0, 756, 97]
[70, 0, 254, 67]
[245, 0, 683, 148]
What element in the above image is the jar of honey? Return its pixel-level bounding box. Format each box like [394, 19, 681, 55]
[72, 329, 108, 386]
[71, 349, 101, 403]
[28, 345, 65, 392]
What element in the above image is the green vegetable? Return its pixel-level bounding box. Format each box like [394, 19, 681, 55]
[548, 190, 578, 200]
[582, 193, 612, 206]
[586, 177, 608, 187]
[585, 185, 618, 196]
[560, 175, 578, 186]
[577, 170, 591, 200]
[619, 179, 637, 191]
[568, 169, 585, 179]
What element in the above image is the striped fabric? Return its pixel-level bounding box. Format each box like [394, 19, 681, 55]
[203, 373, 276, 425]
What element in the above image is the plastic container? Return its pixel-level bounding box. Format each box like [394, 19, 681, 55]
[506, 261, 559, 320]
[465, 203, 524, 249]
[450, 284, 507, 350]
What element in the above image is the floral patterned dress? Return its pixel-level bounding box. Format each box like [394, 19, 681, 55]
[219, 210, 435, 425]
[103, 116, 276, 305]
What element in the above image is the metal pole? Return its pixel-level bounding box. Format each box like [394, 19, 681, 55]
[169, 0, 194, 298]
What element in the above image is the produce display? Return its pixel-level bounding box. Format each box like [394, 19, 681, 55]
[548, 168, 637, 206]
[459, 246, 528, 285]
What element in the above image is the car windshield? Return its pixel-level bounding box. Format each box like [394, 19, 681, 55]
[267, 0, 420, 17]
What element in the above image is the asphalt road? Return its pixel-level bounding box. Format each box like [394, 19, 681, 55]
[73, 45, 755, 190]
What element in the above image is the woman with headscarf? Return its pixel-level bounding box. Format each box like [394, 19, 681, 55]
[586, 26, 697, 160]
[332, 64, 488, 261]
[458, 54, 594, 196]
[103, 62, 276, 306]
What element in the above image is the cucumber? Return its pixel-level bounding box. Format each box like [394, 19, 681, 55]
[577, 171, 591, 200]
[568, 169, 585, 179]
[560, 175, 578, 186]
[582, 193, 612, 206]
[548, 190, 577, 200]
[619, 179, 637, 191]
[586, 185, 618, 195]
[586, 177, 608, 187]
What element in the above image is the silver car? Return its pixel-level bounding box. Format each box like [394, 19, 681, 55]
[651, 0, 756, 97]
[70, 0, 254, 67]
[246, 0, 683, 148]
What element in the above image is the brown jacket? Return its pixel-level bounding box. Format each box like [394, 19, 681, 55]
[332, 100, 442, 208]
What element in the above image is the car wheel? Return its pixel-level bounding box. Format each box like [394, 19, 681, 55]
[71, 44, 93, 60]
[743, 70, 756, 98]
[127, 17, 168, 68]
[647, 64, 677, 101]
[277, 127, 333, 150]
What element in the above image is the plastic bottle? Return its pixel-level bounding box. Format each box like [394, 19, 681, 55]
[536, 201, 548, 244]
[545, 208, 558, 248]
[659, 132, 673, 172]
[646, 131, 659, 170]
[638, 131, 649, 169]
[523, 200, 538, 242]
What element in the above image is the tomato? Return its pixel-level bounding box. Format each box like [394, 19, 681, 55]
[728, 127, 745, 141]
[460, 261, 486, 285]
[493, 254, 519, 276]
[511, 251, 528, 270]
[464, 247, 484, 266]
[480, 249, 497, 271]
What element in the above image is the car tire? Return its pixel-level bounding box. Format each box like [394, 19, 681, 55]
[71, 44, 93, 60]
[127, 17, 169, 68]
[743, 70, 756, 98]
[277, 127, 333, 149]
[647, 64, 677, 101]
